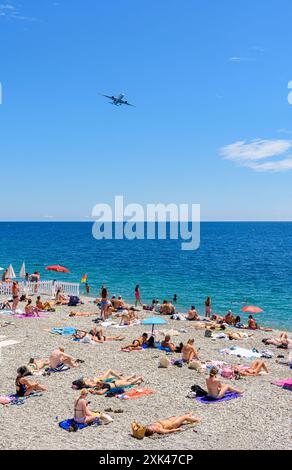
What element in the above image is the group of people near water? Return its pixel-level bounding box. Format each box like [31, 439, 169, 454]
[2, 282, 291, 439]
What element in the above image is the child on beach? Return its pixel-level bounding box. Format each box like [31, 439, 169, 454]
[206, 367, 243, 399]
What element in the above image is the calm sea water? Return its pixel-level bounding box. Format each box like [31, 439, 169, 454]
[0, 222, 291, 331]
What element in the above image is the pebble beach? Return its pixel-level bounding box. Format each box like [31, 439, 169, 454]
[0, 297, 291, 451]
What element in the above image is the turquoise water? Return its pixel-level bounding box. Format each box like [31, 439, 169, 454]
[0, 222, 291, 331]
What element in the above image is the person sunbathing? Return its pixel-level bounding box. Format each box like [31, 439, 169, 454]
[160, 300, 175, 315]
[89, 374, 144, 395]
[15, 366, 47, 397]
[89, 326, 124, 342]
[206, 367, 243, 399]
[49, 347, 79, 369]
[55, 289, 68, 305]
[248, 315, 273, 332]
[233, 360, 269, 376]
[28, 358, 49, 373]
[24, 299, 40, 317]
[74, 389, 98, 425]
[132, 413, 201, 439]
[161, 334, 176, 352]
[185, 306, 201, 321]
[262, 332, 291, 348]
[36, 296, 55, 312]
[69, 311, 95, 317]
[182, 339, 199, 363]
[121, 333, 148, 351]
[224, 310, 234, 325]
[226, 331, 254, 340]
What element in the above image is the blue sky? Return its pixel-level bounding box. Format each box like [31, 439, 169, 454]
[0, 0, 292, 221]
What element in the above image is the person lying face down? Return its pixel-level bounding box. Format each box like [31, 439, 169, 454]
[132, 414, 201, 439]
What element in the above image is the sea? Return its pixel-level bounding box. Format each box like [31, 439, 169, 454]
[0, 222, 291, 331]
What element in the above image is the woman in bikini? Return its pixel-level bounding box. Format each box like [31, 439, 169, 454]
[74, 389, 97, 425]
[206, 367, 243, 399]
[121, 333, 148, 351]
[135, 285, 142, 307]
[132, 414, 201, 438]
[233, 360, 269, 376]
[15, 366, 47, 397]
[205, 297, 211, 318]
[182, 339, 199, 363]
[90, 374, 144, 395]
[24, 299, 40, 317]
[12, 281, 20, 311]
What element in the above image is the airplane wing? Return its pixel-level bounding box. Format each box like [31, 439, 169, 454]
[124, 100, 135, 107]
[100, 93, 115, 100]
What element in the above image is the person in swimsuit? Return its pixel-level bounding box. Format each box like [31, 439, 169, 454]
[49, 347, 79, 369]
[100, 287, 109, 320]
[226, 331, 254, 340]
[185, 306, 201, 321]
[74, 389, 97, 424]
[90, 374, 144, 395]
[206, 367, 243, 399]
[12, 281, 20, 311]
[55, 289, 68, 305]
[233, 360, 269, 376]
[182, 339, 198, 363]
[121, 333, 148, 351]
[24, 299, 40, 317]
[15, 366, 47, 397]
[88, 326, 124, 342]
[161, 335, 176, 352]
[262, 332, 291, 347]
[135, 285, 142, 307]
[132, 413, 201, 438]
[205, 297, 211, 318]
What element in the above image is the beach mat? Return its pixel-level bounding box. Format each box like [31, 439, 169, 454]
[0, 392, 43, 406]
[117, 388, 154, 400]
[59, 418, 100, 431]
[195, 392, 242, 404]
[272, 378, 292, 390]
[46, 365, 70, 373]
[51, 327, 77, 335]
[220, 346, 261, 359]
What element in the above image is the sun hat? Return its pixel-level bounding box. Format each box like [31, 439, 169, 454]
[131, 421, 146, 439]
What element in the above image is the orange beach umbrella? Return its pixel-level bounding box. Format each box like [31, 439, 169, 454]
[46, 265, 70, 273]
[241, 306, 263, 314]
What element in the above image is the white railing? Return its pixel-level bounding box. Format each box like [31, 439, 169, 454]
[54, 281, 80, 297]
[0, 280, 80, 298]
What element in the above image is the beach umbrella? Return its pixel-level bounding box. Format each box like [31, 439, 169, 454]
[46, 265, 70, 273]
[241, 306, 263, 314]
[6, 264, 16, 279]
[19, 262, 26, 278]
[141, 316, 167, 334]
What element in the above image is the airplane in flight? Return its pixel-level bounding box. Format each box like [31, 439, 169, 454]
[100, 92, 135, 107]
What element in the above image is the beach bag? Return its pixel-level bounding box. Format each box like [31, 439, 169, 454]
[68, 296, 80, 307]
[221, 368, 235, 379]
[188, 360, 202, 372]
[204, 329, 212, 338]
[131, 421, 146, 439]
[190, 384, 208, 397]
[159, 356, 170, 368]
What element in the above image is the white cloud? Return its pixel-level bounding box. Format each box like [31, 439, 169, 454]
[0, 2, 37, 21]
[229, 56, 255, 63]
[219, 139, 292, 173]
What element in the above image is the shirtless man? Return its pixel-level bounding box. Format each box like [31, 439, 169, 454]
[161, 335, 176, 352]
[185, 306, 201, 321]
[49, 347, 79, 369]
[206, 367, 243, 399]
[182, 339, 198, 363]
[132, 414, 201, 438]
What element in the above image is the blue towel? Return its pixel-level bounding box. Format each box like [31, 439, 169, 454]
[59, 418, 100, 431]
[158, 345, 171, 352]
[52, 327, 77, 335]
[196, 392, 241, 404]
[46, 364, 70, 373]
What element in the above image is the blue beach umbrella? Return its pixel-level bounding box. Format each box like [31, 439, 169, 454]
[141, 316, 167, 334]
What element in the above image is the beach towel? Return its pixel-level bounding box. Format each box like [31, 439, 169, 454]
[51, 327, 77, 336]
[46, 364, 70, 373]
[195, 392, 242, 404]
[117, 388, 155, 400]
[272, 378, 292, 390]
[220, 346, 261, 359]
[15, 313, 49, 319]
[59, 417, 100, 431]
[2, 392, 44, 406]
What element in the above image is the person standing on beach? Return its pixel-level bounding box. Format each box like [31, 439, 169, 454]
[135, 285, 142, 307]
[205, 297, 211, 318]
[100, 287, 109, 320]
[12, 281, 20, 311]
[1, 269, 7, 282]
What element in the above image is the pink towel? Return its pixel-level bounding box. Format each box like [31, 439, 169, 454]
[272, 378, 292, 387]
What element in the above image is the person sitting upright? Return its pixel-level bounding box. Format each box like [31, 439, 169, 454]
[185, 306, 201, 321]
[15, 366, 47, 397]
[49, 347, 79, 369]
[74, 389, 97, 425]
[206, 366, 243, 399]
[182, 339, 199, 363]
[161, 334, 176, 352]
